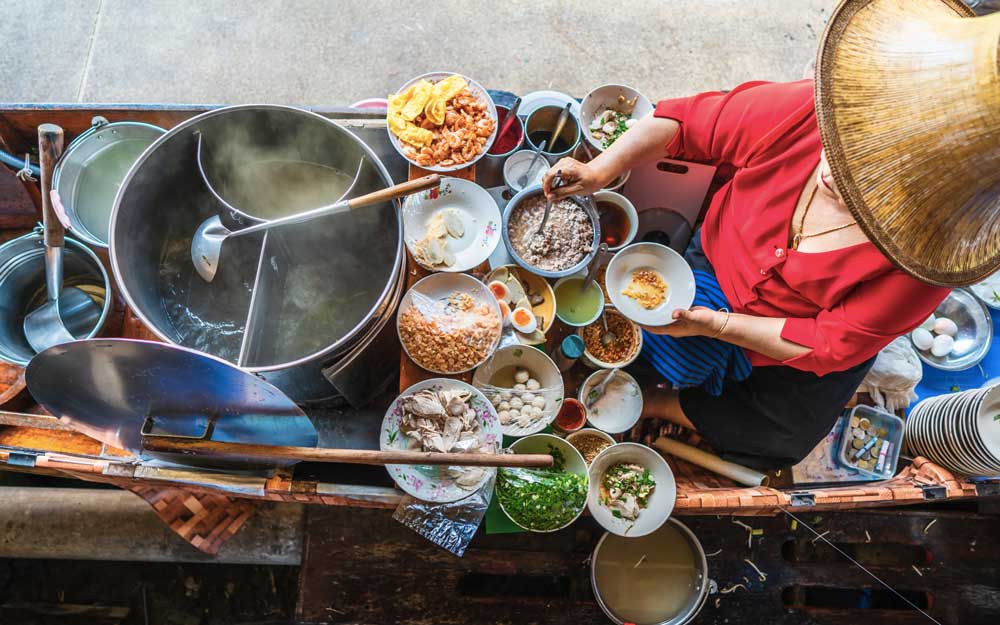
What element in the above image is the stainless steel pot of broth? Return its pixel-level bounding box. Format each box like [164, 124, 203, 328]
[109, 105, 403, 404]
[591, 518, 709, 625]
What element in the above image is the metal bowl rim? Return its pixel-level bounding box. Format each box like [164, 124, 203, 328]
[501, 184, 601, 279]
[108, 104, 404, 371]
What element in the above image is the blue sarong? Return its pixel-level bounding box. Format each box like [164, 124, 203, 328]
[641, 269, 752, 396]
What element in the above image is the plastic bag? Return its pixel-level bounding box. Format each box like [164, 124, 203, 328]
[393, 472, 494, 557]
[858, 336, 922, 413]
[399, 289, 501, 374]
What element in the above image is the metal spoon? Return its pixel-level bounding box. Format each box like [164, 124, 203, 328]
[517, 139, 547, 189]
[535, 170, 562, 236]
[580, 242, 609, 294]
[191, 174, 441, 282]
[599, 309, 617, 347]
[586, 367, 619, 409]
[23, 124, 102, 354]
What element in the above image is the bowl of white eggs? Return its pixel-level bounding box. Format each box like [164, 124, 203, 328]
[910, 288, 992, 371]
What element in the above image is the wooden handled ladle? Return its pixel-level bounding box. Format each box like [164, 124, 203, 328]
[191, 174, 441, 282]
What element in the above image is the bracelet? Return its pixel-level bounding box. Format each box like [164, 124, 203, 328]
[713, 308, 730, 339]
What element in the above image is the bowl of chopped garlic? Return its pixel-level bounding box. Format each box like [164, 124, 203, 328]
[605, 242, 695, 327]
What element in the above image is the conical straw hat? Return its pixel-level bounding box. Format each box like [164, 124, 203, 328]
[815, 0, 1000, 287]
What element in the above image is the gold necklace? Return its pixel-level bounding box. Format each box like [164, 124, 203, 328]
[791, 181, 857, 250]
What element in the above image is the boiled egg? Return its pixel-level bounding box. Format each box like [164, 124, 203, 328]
[510, 306, 537, 334]
[498, 300, 511, 326]
[919, 314, 936, 332]
[911, 328, 934, 351]
[931, 334, 955, 358]
[488, 280, 510, 302]
[932, 316, 958, 337]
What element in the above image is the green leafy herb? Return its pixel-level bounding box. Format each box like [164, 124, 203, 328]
[496, 465, 587, 531]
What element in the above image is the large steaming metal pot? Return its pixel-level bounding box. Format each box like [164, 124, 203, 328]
[110, 105, 403, 404]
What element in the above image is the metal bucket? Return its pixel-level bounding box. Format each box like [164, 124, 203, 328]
[0, 230, 112, 366]
[109, 105, 403, 404]
[590, 518, 709, 625]
[52, 117, 165, 248]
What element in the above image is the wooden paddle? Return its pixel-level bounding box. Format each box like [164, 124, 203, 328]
[142, 437, 553, 468]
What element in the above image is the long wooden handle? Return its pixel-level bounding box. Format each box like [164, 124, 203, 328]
[347, 174, 441, 209]
[38, 124, 65, 248]
[142, 437, 553, 468]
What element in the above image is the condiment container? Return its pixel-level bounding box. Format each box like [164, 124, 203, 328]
[479, 105, 525, 188]
[503, 149, 547, 193]
[836, 405, 903, 480]
[550, 334, 585, 372]
[579, 369, 643, 434]
[524, 105, 581, 165]
[577, 306, 642, 369]
[553, 398, 587, 434]
[566, 428, 616, 466]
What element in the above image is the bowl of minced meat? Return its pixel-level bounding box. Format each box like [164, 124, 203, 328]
[503, 185, 600, 278]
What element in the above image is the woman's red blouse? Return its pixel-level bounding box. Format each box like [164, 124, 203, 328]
[654, 80, 949, 376]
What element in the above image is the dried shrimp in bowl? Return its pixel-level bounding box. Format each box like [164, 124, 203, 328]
[388, 72, 498, 172]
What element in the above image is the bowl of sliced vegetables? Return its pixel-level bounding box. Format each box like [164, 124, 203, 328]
[587, 442, 675, 537]
[580, 84, 653, 152]
[497, 434, 589, 533]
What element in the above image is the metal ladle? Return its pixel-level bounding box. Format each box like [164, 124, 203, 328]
[23, 124, 101, 354]
[191, 174, 441, 282]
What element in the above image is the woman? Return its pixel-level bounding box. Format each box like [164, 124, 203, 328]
[542, 78, 950, 469]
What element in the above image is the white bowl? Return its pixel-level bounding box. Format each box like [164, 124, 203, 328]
[402, 177, 501, 273]
[503, 149, 547, 193]
[578, 369, 643, 434]
[387, 71, 498, 173]
[499, 434, 590, 533]
[553, 274, 606, 328]
[606, 242, 695, 327]
[472, 344, 565, 437]
[577, 308, 643, 369]
[592, 190, 638, 251]
[580, 84, 654, 152]
[380, 378, 502, 503]
[566, 428, 617, 466]
[396, 272, 501, 374]
[587, 442, 676, 537]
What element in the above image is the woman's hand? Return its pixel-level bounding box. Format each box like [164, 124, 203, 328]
[642, 306, 724, 338]
[542, 158, 610, 200]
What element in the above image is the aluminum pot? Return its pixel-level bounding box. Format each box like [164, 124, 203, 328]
[52, 116, 165, 248]
[109, 105, 403, 403]
[591, 518, 710, 625]
[0, 229, 112, 366]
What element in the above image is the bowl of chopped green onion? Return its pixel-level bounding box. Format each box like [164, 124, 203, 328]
[497, 434, 589, 532]
[588, 442, 675, 538]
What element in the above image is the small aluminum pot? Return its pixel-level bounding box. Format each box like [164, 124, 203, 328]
[52, 116, 165, 248]
[0, 230, 112, 366]
[524, 105, 581, 165]
[501, 184, 601, 279]
[591, 518, 710, 625]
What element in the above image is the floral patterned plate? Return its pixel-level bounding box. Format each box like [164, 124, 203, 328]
[402, 177, 501, 273]
[380, 378, 502, 503]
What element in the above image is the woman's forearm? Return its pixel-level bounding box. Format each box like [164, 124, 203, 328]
[718, 313, 811, 362]
[589, 113, 679, 185]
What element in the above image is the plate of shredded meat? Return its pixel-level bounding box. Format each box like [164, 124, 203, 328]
[381, 378, 502, 503]
[387, 72, 499, 172]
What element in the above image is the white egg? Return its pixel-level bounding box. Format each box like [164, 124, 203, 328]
[510, 307, 537, 334]
[514, 369, 530, 384]
[525, 379, 541, 391]
[911, 328, 934, 351]
[933, 317, 958, 337]
[919, 314, 936, 332]
[931, 334, 955, 358]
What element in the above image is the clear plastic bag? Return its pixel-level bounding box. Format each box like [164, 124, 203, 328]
[393, 472, 494, 557]
[399, 289, 501, 374]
